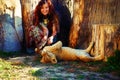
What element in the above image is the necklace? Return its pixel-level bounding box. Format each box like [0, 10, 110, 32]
[43, 18, 49, 25]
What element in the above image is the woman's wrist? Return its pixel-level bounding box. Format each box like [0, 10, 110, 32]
[50, 36, 54, 41]
[47, 36, 54, 45]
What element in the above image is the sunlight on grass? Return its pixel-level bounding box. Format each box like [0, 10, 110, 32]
[0, 59, 17, 79]
[0, 59, 12, 70]
[29, 69, 43, 77]
[0, 59, 35, 79]
[0, 50, 120, 79]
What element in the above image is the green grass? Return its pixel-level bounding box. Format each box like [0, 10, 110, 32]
[0, 59, 22, 79]
[53, 64, 61, 67]
[0, 51, 22, 58]
[99, 50, 120, 75]
[29, 69, 43, 77]
[0, 58, 38, 79]
[0, 59, 12, 70]
[0, 49, 120, 79]
[77, 75, 85, 79]
[87, 61, 103, 66]
[48, 78, 64, 80]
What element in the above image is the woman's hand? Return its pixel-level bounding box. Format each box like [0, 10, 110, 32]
[47, 36, 54, 45]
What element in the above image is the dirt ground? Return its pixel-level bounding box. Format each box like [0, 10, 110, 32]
[4, 55, 120, 80]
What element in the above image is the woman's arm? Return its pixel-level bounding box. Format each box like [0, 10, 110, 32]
[47, 24, 57, 44]
[52, 24, 57, 37]
[48, 13, 59, 44]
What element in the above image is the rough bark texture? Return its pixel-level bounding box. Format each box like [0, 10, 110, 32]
[69, 0, 120, 58]
[20, 0, 39, 49]
[69, 0, 84, 48]
[91, 24, 120, 60]
[21, 0, 31, 48]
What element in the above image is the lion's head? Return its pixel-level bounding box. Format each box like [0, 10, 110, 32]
[39, 41, 63, 64]
[40, 49, 57, 64]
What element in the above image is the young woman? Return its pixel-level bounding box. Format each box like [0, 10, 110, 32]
[28, 0, 59, 52]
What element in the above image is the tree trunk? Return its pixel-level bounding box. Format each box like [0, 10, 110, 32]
[20, 0, 39, 50]
[69, 0, 120, 59]
[91, 24, 120, 60]
[69, 0, 84, 48]
[21, 0, 31, 50]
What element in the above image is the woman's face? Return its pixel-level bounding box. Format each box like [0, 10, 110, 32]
[40, 3, 49, 16]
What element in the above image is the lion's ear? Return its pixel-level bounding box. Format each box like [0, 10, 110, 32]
[41, 50, 47, 56]
[51, 41, 62, 50]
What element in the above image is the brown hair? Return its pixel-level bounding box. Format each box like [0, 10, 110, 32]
[33, 0, 59, 32]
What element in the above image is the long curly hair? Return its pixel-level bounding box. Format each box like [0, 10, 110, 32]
[33, 0, 59, 32]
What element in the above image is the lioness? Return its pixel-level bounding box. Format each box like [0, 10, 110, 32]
[38, 41, 104, 64]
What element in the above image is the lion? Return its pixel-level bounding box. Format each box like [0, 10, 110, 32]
[37, 41, 104, 64]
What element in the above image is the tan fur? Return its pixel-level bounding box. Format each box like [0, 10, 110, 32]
[39, 41, 104, 64]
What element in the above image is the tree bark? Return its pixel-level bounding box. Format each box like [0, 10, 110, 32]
[69, 0, 120, 59]
[21, 0, 31, 50]
[69, 0, 84, 48]
[91, 24, 120, 60]
[20, 0, 38, 50]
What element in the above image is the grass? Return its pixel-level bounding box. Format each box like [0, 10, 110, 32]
[0, 58, 38, 79]
[0, 51, 38, 79]
[84, 50, 120, 74]
[0, 50, 120, 79]
[99, 50, 120, 75]
[77, 75, 85, 79]
[0, 59, 23, 79]
[48, 78, 64, 80]
[0, 51, 22, 58]
[72, 50, 120, 76]
[29, 69, 43, 77]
